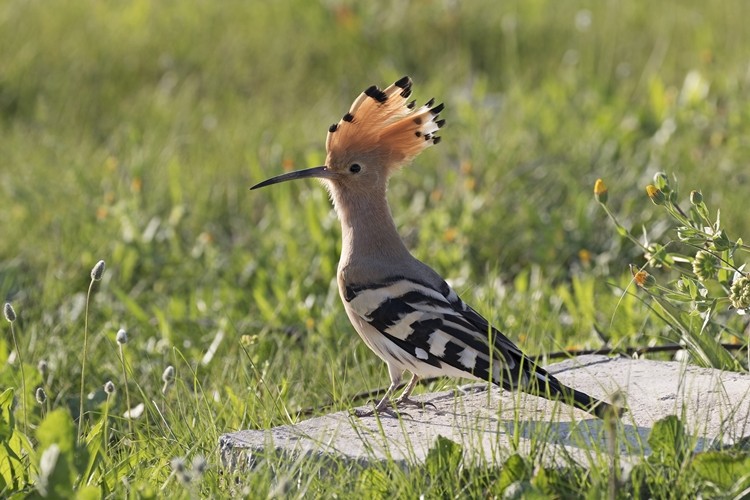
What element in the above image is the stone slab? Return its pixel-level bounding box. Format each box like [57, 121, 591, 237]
[219, 355, 750, 468]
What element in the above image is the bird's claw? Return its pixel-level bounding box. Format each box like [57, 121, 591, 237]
[395, 396, 436, 411]
[351, 403, 411, 419]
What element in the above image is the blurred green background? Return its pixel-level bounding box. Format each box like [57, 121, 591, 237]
[1, 0, 749, 425]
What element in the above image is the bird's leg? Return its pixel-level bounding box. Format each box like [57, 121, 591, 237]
[394, 374, 436, 410]
[353, 365, 404, 418]
[394, 373, 420, 406]
[352, 383, 401, 418]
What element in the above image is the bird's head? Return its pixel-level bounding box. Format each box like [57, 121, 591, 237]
[251, 76, 445, 198]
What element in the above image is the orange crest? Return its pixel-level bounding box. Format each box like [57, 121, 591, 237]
[325, 76, 445, 169]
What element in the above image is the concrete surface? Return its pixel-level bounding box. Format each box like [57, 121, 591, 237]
[219, 355, 750, 469]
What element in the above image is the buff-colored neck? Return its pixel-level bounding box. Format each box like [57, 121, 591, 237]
[330, 183, 411, 280]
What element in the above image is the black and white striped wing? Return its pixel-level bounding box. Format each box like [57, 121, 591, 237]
[344, 276, 535, 388]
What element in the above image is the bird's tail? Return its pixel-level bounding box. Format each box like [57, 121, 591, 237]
[498, 362, 621, 419]
[543, 375, 618, 419]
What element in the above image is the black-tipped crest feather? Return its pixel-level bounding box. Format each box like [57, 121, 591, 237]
[325, 76, 445, 170]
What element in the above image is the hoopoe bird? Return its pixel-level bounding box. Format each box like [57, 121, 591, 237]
[252, 76, 616, 419]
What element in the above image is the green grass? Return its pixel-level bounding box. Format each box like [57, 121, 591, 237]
[1, 0, 750, 496]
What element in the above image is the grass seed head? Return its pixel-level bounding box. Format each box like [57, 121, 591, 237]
[104, 380, 116, 395]
[38, 359, 49, 377]
[116, 328, 128, 345]
[162, 365, 175, 383]
[91, 260, 106, 281]
[36, 387, 47, 404]
[162, 365, 175, 394]
[4, 303, 16, 323]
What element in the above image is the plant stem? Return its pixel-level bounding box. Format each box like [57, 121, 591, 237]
[103, 395, 111, 456]
[600, 204, 649, 251]
[78, 278, 95, 445]
[119, 344, 133, 435]
[9, 322, 27, 432]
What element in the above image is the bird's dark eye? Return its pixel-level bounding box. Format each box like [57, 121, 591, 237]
[349, 163, 361, 173]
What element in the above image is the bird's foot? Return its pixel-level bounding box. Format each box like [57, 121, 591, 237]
[394, 395, 437, 411]
[351, 402, 411, 419]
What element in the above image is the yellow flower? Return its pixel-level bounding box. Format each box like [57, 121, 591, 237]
[443, 227, 458, 242]
[646, 185, 666, 205]
[633, 269, 656, 288]
[578, 249, 592, 266]
[594, 179, 608, 204]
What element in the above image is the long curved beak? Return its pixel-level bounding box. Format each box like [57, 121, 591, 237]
[250, 166, 332, 190]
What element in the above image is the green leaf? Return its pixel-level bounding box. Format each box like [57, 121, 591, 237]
[424, 435, 463, 471]
[0, 443, 20, 492]
[677, 227, 705, 245]
[0, 340, 7, 366]
[0, 389, 14, 440]
[713, 230, 732, 251]
[684, 278, 699, 300]
[36, 443, 75, 498]
[529, 466, 558, 494]
[498, 454, 531, 493]
[81, 418, 105, 483]
[85, 418, 104, 447]
[356, 468, 390, 497]
[76, 484, 102, 500]
[37, 409, 75, 455]
[647, 416, 686, 466]
[664, 293, 693, 302]
[650, 296, 740, 370]
[691, 451, 750, 491]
